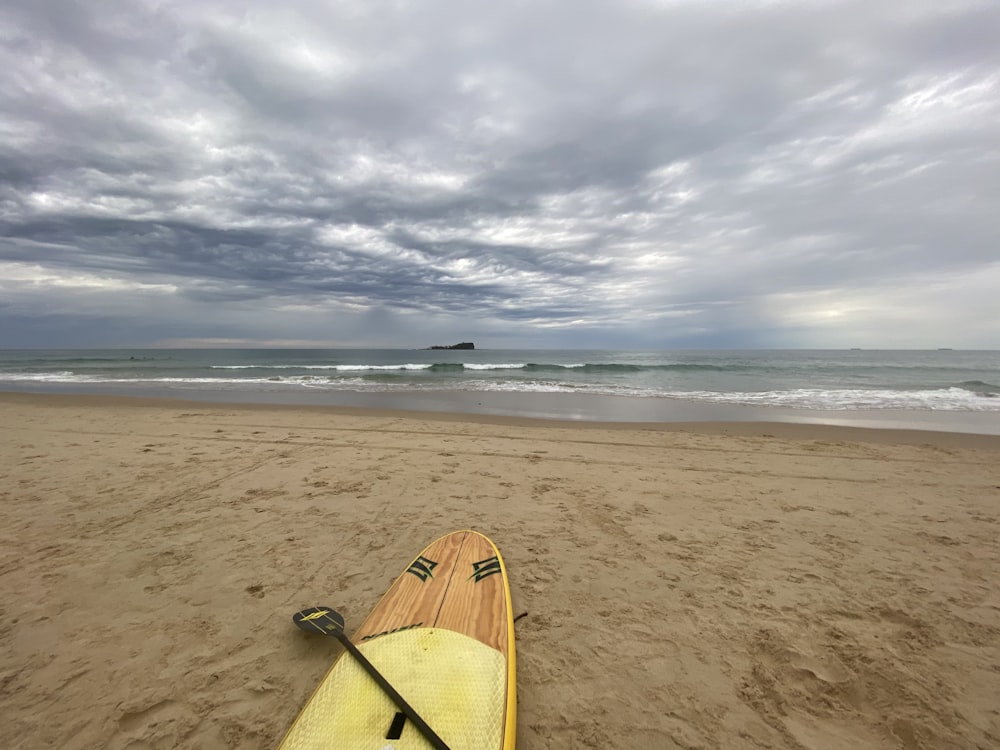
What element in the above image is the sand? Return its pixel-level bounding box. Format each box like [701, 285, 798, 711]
[1, 392, 998, 750]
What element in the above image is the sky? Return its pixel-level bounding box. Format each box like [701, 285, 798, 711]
[1, 0, 998, 350]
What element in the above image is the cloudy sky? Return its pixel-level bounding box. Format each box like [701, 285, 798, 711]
[1, 0, 998, 349]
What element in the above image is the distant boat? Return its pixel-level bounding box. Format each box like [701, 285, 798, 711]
[850, 347, 862, 351]
[938, 348, 953, 351]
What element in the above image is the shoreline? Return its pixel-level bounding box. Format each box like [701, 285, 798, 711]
[4, 383, 1000, 437]
[3, 390, 1000, 449]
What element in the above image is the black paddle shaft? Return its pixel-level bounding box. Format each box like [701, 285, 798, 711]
[292, 607, 452, 750]
[329, 629, 452, 750]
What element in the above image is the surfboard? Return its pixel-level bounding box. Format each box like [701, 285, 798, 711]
[277, 529, 516, 750]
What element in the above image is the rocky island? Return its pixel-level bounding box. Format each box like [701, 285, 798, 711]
[427, 342, 475, 350]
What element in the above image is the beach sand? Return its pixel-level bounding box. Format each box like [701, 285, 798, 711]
[1, 392, 998, 749]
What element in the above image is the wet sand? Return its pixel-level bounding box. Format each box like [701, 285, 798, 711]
[1, 392, 999, 749]
[9, 381, 1000, 435]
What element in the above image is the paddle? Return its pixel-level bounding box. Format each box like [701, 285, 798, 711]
[292, 606, 452, 750]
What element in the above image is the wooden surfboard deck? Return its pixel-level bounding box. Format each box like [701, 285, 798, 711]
[277, 530, 516, 750]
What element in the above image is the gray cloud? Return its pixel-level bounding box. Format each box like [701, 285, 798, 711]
[1, 0, 998, 348]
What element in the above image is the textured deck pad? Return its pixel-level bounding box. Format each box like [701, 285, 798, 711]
[277, 530, 516, 750]
[278, 628, 505, 749]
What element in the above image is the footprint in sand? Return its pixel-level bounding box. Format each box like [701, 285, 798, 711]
[786, 648, 852, 684]
[116, 698, 196, 745]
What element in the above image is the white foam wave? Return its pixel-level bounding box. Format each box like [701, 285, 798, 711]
[670, 387, 1000, 411]
[211, 362, 534, 371]
[211, 364, 434, 371]
[3, 372, 998, 411]
[462, 363, 526, 370]
[331, 364, 434, 371]
[1, 371, 82, 382]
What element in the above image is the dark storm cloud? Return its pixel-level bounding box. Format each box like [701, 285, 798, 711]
[1, 0, 998, 348]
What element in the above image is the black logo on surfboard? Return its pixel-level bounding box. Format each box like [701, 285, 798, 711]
[407, 555, 438, 582]
[470, 556, 501, 583]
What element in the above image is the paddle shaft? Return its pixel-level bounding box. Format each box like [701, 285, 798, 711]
[330, 629, 453, 750]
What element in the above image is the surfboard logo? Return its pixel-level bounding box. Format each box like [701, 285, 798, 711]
[406, 555, 438, 582]
[470, 556, 501, 583]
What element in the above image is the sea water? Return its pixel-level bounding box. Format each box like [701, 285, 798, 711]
[1, 349, 998, 429]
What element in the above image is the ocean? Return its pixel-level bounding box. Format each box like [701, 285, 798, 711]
[2, 349, 999, 432]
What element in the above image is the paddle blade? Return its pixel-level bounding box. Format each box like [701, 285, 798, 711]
[292, 606, 346, 636]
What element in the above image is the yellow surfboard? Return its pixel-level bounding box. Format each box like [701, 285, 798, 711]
[277, 530, 516, 750]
